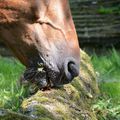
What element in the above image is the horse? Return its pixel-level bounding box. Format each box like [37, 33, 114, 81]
[0, 0, 80, 88]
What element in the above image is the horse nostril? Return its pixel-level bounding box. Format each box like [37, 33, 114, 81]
[64, 60, 79, 82]
[68, 62, 79, 78]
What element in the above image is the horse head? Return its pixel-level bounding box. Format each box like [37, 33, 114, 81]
[0, 0, 80, 87]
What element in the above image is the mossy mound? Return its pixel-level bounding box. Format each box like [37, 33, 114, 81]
[21, 49, 99, 120]
[0, 49, 99, 120]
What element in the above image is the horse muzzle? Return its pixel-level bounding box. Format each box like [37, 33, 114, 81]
[44, 56, 80, 87]
[23, 55, 80, 89]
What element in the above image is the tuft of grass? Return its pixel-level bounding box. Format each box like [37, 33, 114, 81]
[91, 48, 120, 120]
[92, 48, 120, 83]
[92, 99, 120, 120]
[0, 57, 27, 111]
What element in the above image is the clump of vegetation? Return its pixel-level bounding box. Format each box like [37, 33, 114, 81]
[92, 99, 120, 120]
[98, 6, 120, 14]
[92, 49, 120, 83]
[91, 48, 120, 120]
[0, 48, 120, 119]
[0, 57, 26, 111]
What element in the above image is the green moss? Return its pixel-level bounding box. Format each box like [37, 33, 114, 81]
[38, 118, 52, 120]
[22, 91, 50, 110]
[55, 102, 70, 120]
[38, 117, 53, 120]
[0, 109, 34, 120]
[64, 84, 80, 101]
[33, 105, 56, 120]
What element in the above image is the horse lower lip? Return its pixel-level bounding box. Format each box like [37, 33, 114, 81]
[23, 62, 71, 88]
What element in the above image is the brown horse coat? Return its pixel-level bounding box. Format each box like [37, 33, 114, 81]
[0, 0, 80, 86]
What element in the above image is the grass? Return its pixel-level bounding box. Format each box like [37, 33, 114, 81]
[92, 99, 120, 120]
[92, 49, 120, 86]
[0, 57, 26, 111]
[98, 6, 120, 14]
[91, 48, 120, 120]
[92, 49, 120, 97]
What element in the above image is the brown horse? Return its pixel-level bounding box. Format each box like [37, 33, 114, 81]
[0, 0, 80, 88]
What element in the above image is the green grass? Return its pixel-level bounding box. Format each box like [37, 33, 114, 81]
[98, 6, 120, 14]
[92, 49, 120, 82]
[92, 99, 120, 120]
[0, 57, 26, 111]
[91, 49, 120, 120]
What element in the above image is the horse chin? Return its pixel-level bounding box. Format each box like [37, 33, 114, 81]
[45, 68, 73, 88]
[23, 58, 71, 89]
[33, 66, 67, 89]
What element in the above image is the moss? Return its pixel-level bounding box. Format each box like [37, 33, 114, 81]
[20, 50, 99, 120]
[38, 118, 52, 120]
[80, 50, 99, 96]
[55, 102, 70, 120]
[22, 91, 50, 110]
[0, 109, 34, 120]
[32, 105, 56, 120]
[71, 77, 83, 92]
[64, 84, 80, 101]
